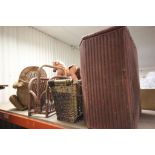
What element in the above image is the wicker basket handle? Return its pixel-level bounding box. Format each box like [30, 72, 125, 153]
[38, 65, 65, 75]
[37, 65, 65, 97]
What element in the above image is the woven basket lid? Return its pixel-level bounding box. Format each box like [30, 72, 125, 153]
[19, 66, 47, 82]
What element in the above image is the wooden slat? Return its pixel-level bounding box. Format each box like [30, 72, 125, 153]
[0, 109, 64, 129]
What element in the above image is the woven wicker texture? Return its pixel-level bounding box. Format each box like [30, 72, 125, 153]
[80, 26, 140, 129]
[28, 77, 54, 117]
[28, 65, 66, 117]
[10, 66, 46, 110]
[48, 79, 83, 123]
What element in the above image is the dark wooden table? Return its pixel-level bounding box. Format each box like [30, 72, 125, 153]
[0, 85, 8, 89]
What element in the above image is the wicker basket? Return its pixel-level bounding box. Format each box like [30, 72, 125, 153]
[48, 79, 83, 123]
[28, 65, 65, 118]
[10, 66, 46, 111]
[80, 26, 140, 128]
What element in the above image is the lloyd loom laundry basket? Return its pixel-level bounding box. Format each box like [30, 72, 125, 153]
[80, 26, 140, 129]
[48, 79, 83, 123]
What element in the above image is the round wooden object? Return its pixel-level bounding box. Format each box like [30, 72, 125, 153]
[15, 66, 47, 108]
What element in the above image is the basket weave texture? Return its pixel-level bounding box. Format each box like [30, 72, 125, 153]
[48, 79, 83, 123]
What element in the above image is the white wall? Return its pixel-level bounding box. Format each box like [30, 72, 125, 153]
[0, 26, 80, 104]
[128, 26, 155, 70]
